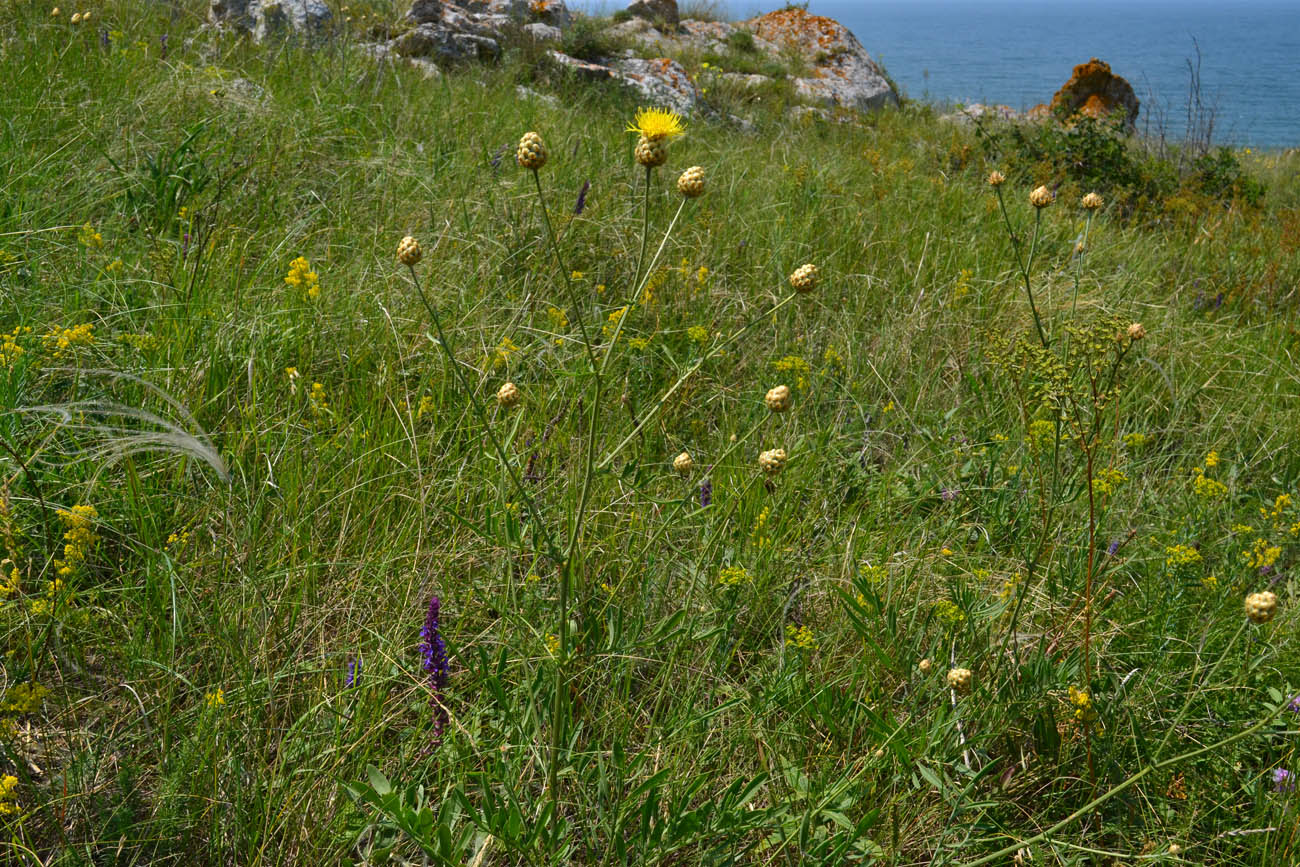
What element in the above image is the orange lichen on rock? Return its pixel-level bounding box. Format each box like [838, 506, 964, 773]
[1050, 58, 1139, 130]
[750, 8, 848, 54]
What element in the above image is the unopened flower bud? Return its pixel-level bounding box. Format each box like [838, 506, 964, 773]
[765, 384, 791, 413]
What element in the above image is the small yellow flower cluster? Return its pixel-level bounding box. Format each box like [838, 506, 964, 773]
[953, 268, 972, 300]
[1242, 537, 1280, 570]
[0, 564, 18, 598]
[205, 688, 225, 709]
[772, 355, 811, 390]
[285, 366, 300, 393]
[687, 325, 709, 344]
[1164, 543, 1202, 573]
[53, 504, 98, 577]
[1025, 419, 1055, 455]
[492, 336, 521, 369]
[934, 599, 966, 629]
[785, 624, 817, 650]
[1091, 467, 1128, 497]
[0, 682, 48, 715]
[1067, 686, 1096, 722]
[284, 256, 321, 300]
[416, 395, 435, 419]
[859, 564, 888, 586]
[1, 326, 30, 369]
[78, 222, 103, 248]
[1263, 493, 1293, 530]
[165, 529, 190, 551]
[822, 346, 845, 371]
[1123, 432, 1148, 450]
[1192, 470, 1227, 501]
[308, 382, 329, 418]
[546, 305, 568, 333]
[545, 633, 560, 655]
[717, 565, 751, 586]
[752, 506, 772, 548]
[0, 774, 17, 815]
[1201, 574, 1218, 590]
[603, 307, 627, 340]
[42, 322, 95, 358]
[118, 332, 159, 352]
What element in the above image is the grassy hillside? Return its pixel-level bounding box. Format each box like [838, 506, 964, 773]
[1, 1, 1298, 863]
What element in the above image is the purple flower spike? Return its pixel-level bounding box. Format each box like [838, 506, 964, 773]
[1106, 539, 1121, 556]
[419, 595, 449, 744]
[345, 656, 360, 687]
[700, 478, 712, 508]
[574, 179, 590, 215]
[941, 488, 958, 502]
[1288, 694, 1300, 714]
[1273, 768, 1295, 793]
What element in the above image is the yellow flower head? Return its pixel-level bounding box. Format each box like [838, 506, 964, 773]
[627, 107, 685, 141]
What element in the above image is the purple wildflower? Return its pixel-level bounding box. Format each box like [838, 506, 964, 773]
[160, 33, 169, 59]
[941, 487, 958, 502]
[345, 656, 360, 687]
[419, 595, 449, 744]
[1107, 539, 1121, 556]
[100, 29, 109, 49]
[700, 477, 712, 507]
[1288, 694, 1300, 714]
[574, 180, 590, 215]
[1273, 768, 1295, 793]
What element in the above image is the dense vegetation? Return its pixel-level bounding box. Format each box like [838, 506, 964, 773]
[1, 1, 1298, 863]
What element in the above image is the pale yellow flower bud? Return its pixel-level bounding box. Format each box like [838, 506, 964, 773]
[496, 381, 521, 408]
[1127, 322, 1146, 341]
[634, 134, 667, 168]
[1029, 185, 1054, 208]
[673, 451, 693, 477]
[946, 667, 972, 691]
[789, 263, 818, 294]
[758, 447, 787, 476]
[987, 170, 1006, 187]
[516, 132, 547, 170]
[1081, 192, 1104, 210]
[764, 384, 791, 413]
[396, 235, 422, 266]
[918, 658, 932, 674]
[1245, 590, 1277, 623]
[70, 10, 80, 22]
[677, 165, 705, 198]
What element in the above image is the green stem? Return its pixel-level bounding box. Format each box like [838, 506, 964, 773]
[533, 170, 599, 375]
[406, 265, 562, 563]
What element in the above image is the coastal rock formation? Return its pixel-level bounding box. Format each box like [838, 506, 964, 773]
[749, 8, 898, 112]
[209, 0, 332, 38]
[626, 0, 678, 28]
[1050, 58, 1139, 130]
[613, 56, 698, 114]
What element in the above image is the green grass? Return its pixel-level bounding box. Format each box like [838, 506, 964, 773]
[1, 1, 1299, 864]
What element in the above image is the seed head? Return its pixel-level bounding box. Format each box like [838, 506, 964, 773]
[987, 170, 1006, 187]
[677, 165, 705, 198]
[758, 447, 787, 476]
[789, 263, 819, 294]
[496, 381, 521, 408]
[918, 658, 932, 674]
[634, 135, 667, 168]
[1126, 322, 1146, 341]
[673, 451, 693, 477]
[1081, 192, 1104, 210]
[765, 384, 791, 413]
[1245, 590, 1277, 623]
[70, 11, 80, 22]
[396, 235, 422, 266]
[1029, 185, 1054, 208]
[516, 131, 548, 170]
[946, 667, 972, 692]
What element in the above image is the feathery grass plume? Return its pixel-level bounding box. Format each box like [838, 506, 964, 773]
[789, 263, 818, 293]
[496, 381, 521, 408]
[1244, 590, 1277, 623]
[516, 131, 547, 170]
[677, 165, 705, 198]
[758, 447, 787, 476]
[418, 595, 450, 745]
[396, 235, 422, 266]
[765, 384, 791, 412]
[19, 369, 229, 484]
[673, 451, 693, 477]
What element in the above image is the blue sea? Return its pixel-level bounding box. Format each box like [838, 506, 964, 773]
[577, 0, 1300, 150]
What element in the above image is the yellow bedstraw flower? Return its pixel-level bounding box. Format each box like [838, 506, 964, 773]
[785, 624, 817, 650]
[717, 565, 751, 586]
[0, 775, 18, 815]
[205, 688, 226, 709]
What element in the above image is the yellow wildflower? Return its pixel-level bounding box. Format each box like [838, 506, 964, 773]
[1242, 538, 1280, 570]
[0, 682, 48, 715]
[205, 688, 225, 709]
[77, 222, 103, 248]
[0, 775, 18, 816]
[626, 107, 685, 141]
[717, 565, 751, 586]
[785, 624, 817, 650]
[284, 256, 321, 300]
[41, 322, 95, 358]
